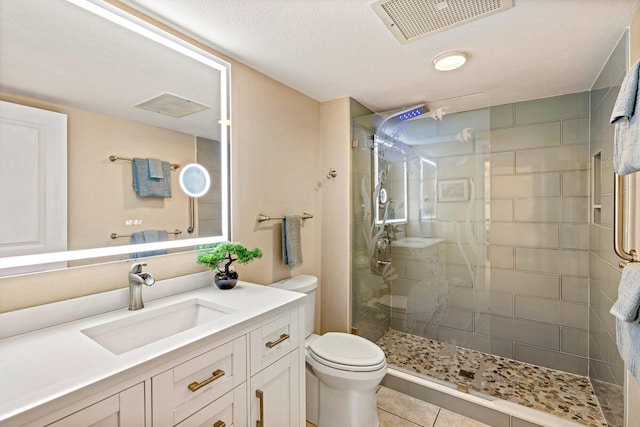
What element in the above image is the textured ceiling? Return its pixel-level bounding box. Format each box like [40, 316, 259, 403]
[122, 0, 640, 113]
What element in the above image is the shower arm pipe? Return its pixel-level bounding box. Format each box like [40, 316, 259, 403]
[613, 173, 639, 267]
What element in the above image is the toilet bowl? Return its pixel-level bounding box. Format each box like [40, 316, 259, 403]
[270, 275, 387, 427]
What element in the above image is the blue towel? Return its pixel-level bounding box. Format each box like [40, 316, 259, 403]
[130, 230, 168, 258]
[616, 318, 640, 383]
[282, 215, 303, 269]
[611, 59, 640, 175]
[612, 263, 640, 383]
[147, 158, 164, 179]
[610, 263, 640, 321]
[132, 158, 172, 198]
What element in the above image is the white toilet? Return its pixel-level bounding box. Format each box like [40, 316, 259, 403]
[270, 275, 387, 427]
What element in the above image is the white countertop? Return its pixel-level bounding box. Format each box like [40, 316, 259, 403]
[0, 273, 303, 423]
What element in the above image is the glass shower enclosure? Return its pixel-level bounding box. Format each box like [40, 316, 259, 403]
[351, 101, 495, 394]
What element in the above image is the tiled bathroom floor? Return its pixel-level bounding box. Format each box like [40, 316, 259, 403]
[377, 330, 608, 427]
[305, 386, 489, 427]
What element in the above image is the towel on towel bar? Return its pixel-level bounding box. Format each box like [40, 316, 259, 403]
[616, 317, 640, 383]
[612, 263, 640, 383]
[282, 215, 303, 269]
[611, 263, 640, 322]
[131, 230, 168, 258]
[132, 158, 172, 198]
[147, 158, 164, 179]
[610, 59, 640, 175]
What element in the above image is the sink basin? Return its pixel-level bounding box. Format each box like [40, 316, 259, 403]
[391, 237, 443, 249]
[82, 298, 235, 355]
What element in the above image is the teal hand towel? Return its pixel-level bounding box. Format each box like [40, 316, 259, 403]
[147, 158, 164, 179]
[610, 59, 640, 175]
[282, 215, 303, 269]
[132, 158, 172, 198]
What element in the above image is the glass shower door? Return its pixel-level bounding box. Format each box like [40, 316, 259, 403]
[351, 102, 498, 397]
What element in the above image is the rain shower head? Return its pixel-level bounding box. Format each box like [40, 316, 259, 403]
[378, 103, 428, 126]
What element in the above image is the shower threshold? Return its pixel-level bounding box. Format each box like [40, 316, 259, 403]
[377, 330, 611, 427]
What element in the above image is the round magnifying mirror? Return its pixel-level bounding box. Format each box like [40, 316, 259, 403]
[179, 163, 211, 198]
[379, 188, 388, 204]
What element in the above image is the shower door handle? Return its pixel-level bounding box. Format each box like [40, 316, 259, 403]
[613, 173, 639, 267]
[376, 260, 391, 265]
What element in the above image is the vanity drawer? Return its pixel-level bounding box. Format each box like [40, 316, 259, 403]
[152, 336, 246, 426]
[250, 310, 299, 375]
[175, 383, 246, 427]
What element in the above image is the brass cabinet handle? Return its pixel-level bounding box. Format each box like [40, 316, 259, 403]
[256, 389, 264, 427]
[213, 421, 226, 427]
[265, 333, 289, 349]
[187, 369, 225, 392]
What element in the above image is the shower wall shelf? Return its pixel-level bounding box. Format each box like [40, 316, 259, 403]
[256, 213, 313, 223]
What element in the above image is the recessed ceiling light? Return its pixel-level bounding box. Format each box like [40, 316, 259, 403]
[433, 51, 468, 71]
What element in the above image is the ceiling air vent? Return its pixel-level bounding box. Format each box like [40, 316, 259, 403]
[370, 0, 514, 44]
[135, 93, 209, 118]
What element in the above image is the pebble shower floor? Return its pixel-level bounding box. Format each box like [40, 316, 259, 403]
[376, 330, 619, 427]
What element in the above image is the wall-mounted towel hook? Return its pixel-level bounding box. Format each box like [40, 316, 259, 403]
[315, 169, 338, 191]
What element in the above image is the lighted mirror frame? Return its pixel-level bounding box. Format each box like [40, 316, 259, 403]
[0, 0, 230, 271]
[373, 137, 408, 226]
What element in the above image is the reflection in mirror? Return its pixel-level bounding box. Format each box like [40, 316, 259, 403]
[0, 0, 230, 276]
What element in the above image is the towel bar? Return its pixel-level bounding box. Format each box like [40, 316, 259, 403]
[111, 229, 182, 239]
[109, 155, 180, 170]
[256, 213, 313, 223]
[613, 173, 639, 268]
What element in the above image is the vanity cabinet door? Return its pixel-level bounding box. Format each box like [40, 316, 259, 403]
[152, 336, 246, 427]
[175, 384, 246, 427]
[46, 383, 144, 427]
[250, 349, 299, 427]
[249, 311, 299, 375]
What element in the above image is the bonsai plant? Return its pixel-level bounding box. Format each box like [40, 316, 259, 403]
[197, 242, 263, 289]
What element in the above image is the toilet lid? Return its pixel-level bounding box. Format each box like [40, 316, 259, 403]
[308, 332, 386, 371]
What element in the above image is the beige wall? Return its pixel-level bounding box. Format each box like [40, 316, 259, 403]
[0, 92, 195, 254]
[0, 4, 324, 321]
[319, 98, 352, 333]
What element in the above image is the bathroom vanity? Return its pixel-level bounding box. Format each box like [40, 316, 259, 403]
[0, 272, 305, 426]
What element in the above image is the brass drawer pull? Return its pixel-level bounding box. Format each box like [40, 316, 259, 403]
[256, 389, 264, 427]
[265, 333, 289, 349]
[187, 369, 225, 392]
[213, 421, 226, 427]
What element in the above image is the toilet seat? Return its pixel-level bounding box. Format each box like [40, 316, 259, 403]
[308, 332, 386, 372]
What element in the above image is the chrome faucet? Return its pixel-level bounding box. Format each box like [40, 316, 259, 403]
[128, 263, 155, 310]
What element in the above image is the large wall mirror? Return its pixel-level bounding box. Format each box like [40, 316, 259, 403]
[0, 0, 230, 276]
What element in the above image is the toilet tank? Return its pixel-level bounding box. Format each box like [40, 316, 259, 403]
[270, 275, 317, 338]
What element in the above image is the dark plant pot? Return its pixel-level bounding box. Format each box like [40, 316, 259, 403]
[214, 271, 238, 289]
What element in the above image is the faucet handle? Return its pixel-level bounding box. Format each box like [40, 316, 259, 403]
[130, 263, 147, 274]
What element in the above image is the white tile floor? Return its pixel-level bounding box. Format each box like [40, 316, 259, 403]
[306, 386, 490, 427]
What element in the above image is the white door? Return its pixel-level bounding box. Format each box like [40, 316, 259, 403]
[250, 350, 299, 427]
[0, 100, 67, 274]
